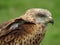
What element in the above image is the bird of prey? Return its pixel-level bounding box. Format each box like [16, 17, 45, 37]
[0, 8, 54, 45]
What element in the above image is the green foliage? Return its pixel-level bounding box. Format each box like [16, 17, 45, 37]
[0, 0, 60, 45]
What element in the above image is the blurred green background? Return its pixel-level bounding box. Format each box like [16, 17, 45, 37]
[0, 0, 60, 45]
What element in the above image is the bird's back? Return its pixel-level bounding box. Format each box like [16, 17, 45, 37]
[0, 22, 46, 45]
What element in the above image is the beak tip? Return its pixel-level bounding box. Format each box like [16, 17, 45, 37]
[49, 19, 54, 25]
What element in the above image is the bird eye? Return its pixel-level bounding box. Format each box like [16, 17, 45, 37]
[37, 14, 46, 17]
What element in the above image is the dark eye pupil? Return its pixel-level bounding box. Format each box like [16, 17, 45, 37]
[40, 15, 44, 17]
[37, 14, 46, 17]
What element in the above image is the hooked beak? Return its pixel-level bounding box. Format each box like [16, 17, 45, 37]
[48, 19, 54, 25]
[46, 17, 54, 25]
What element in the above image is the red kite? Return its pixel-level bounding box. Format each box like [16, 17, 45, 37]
[0, 8, 54, 45]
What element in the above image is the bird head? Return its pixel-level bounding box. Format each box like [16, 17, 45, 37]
[25, 8, 54, 26]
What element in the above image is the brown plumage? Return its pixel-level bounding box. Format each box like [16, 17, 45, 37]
[0, 8, 54, 45]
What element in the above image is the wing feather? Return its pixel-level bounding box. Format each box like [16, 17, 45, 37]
[0, 19, 36, 44]
[0, 16, 35, 37]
